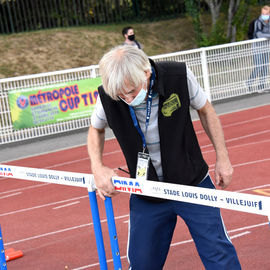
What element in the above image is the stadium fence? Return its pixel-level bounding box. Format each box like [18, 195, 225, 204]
[1, 38, 269, 144]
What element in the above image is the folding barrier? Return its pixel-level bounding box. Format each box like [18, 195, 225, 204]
[0, 164, 121, 270]
[0, 164, 270, 269]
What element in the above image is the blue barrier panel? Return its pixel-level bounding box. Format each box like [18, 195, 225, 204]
[0, 225, 7, 270]
[105, 197, 122, 270]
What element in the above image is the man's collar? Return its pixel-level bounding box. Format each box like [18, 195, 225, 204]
[149, 59, 166, 97]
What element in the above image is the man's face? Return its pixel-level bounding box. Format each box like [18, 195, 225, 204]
[118, 81, 145, 104]
[117, 71, 151, 104]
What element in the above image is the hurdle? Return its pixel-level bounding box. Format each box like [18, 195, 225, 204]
[1, 164, 270, 269]
[0, 164, 122, 270]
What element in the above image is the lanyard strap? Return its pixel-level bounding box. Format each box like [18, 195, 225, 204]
[129, 68, 156, 151]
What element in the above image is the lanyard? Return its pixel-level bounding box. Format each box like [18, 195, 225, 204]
[129, 68, 156, 151]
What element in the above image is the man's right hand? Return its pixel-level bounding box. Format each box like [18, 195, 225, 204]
[87, 126, 119, 200]
[93, 165, 119, 200]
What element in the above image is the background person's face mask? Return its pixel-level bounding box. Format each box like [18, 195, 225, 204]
[261, 14, 269, 21]
[128, 34, 135, 41]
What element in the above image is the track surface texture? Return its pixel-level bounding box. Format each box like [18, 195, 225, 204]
[1, 102, 270, 270]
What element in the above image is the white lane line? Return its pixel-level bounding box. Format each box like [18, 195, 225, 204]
[227, 222, 269, 233]
[208, 157, 270, 171]
[0, 136, 116, 163]
[0, 195, 88, 217]
[71, 223, 267, 270]
[4, 214, 130, 246]
[53, 201, 80, 210]
[72, 256, 128, 270]
[202, 138, 270, 155]
[2, 133, 267, 183]
[0, 134, 268, 186]
[231, 158, 270, 168]
[170, 239, 193, 247]
[0, 183, 50, 195]
[48, 132, 270, 168]
[196, 115, 270, 135]
[0, 192, 22, 200]
[230, 231, 251, 239]
[4, 220, 267, 248]
[4, 223, 92, 246]
[236, 184, 270, 193]
[0, 150, 121, 182]
[47, 150, 122, 169]
[170, 230, 252, 248]
[201, 129, 270, 149]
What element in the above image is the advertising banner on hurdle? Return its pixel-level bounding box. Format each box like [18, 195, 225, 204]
[8, 77, 101, 130]
[0, 164, 94, 190]
[1, 164, 270, 221]
[112, 177, 270, 221]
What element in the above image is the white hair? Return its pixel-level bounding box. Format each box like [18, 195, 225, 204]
[98, 45, 151, 100]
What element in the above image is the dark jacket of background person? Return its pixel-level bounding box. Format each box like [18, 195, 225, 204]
[253, 17, 270, 39]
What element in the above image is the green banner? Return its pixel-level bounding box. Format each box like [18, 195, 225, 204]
[8, 77, 101, 130]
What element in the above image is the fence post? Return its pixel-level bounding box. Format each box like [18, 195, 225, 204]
[201, 48, 211, 102]
[0, 225, 7, 270]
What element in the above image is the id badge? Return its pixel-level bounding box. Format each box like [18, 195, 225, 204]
[136, 152, 150, 181]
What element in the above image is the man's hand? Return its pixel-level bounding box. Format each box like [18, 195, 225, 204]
[198, 101, 234, 189]
[87, 126, 119, 200]
[93, 165, 119, 200]
[215, 157, 234, 189]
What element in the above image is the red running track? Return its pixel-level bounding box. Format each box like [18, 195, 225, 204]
[1, 104, 270, 270]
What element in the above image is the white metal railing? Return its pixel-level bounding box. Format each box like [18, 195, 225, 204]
[1, 38, 269, 144]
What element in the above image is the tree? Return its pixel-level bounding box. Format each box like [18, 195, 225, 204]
[205, 0, 222, 27]
[184, 0, 202, 44]
[227, 0, 256, 42]
[185, 0, 256, 46]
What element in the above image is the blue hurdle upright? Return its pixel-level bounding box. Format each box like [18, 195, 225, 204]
[0, 225, 7, 270]
[88, 189, 122, 270]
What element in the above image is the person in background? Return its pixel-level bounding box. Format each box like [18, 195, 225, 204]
[88, 45, 241, 270]
[247, 5, 270, 92]
[122, 26, 142, 49]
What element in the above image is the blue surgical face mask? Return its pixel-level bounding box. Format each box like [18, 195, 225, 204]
[128, 87, 148, 107]
[120, 83, 148, 107]
[261, 14, 269, 21]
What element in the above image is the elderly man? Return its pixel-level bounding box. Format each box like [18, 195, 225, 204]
[87, 45, 241, 269]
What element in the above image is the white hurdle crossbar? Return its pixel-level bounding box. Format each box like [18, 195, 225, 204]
[1, 164, 270, 269]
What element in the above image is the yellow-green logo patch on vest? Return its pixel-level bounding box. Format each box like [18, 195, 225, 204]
[161, 93, 181, 117]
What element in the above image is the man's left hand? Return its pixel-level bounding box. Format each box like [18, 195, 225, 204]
[215, 158, 234, 189]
